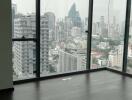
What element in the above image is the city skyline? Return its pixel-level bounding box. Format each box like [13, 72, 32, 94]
[12, 0, 126, 21]
[12, 0, 132, 80]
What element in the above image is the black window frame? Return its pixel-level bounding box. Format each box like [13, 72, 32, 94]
[12, 0, 132, 84]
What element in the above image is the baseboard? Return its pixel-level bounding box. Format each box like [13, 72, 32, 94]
[14, 67, 106, 85]
[106, 67, 132, 78]
[0, 87, 14, 92]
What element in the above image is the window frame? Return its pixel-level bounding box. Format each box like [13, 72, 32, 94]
[12, 0, 132, 83]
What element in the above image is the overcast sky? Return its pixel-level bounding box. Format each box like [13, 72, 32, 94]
[12, 0, 126, 22]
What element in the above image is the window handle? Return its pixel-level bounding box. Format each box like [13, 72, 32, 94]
[85, 30, 89, 33]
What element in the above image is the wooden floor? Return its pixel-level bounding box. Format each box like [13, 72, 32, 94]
[1, 71, 132, 100]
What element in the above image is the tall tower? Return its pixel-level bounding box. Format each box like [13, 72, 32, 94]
[44, 12, 55, 30]
[44, 12, 55, 41]
[68, 3, 82, 27]
[108, 0, 114, 21]
[40, 15, 49, 74]
[108, 0, 114, 37]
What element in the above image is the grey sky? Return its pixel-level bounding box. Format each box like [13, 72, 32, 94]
[12, 0, 126, 21]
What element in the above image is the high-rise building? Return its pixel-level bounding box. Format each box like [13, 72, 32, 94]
[68, 3, 82, 28]
[14, 14, 36, 38]
[55, 20, 66, 42]
[57, 49, 86, 73]
[40, 15, 49, 74]
[108, 44, 123, 70]
[100, 16, 108, 37]
[76, 49, 87, 71]
[44, 12, 55, 41]
[57, 50, 77, 73]
[64, 16, 73, 39]
[44, 12, 55, 30]
[13, 14, 49, 78]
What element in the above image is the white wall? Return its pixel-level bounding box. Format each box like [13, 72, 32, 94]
[0, 0, 13, 90]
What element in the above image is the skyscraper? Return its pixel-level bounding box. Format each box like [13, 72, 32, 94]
[100, 16, 108, 37]
[40, 15, 49, 74]
[68, 3, 82, 28]
[13, 14, 49, 78]
[44, 12, 55, 30]
[44, 12, 55, 41]
[57, 50, 77, 73]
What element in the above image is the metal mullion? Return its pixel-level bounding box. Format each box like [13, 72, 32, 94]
[12, 38, 36, 42]
[122, 0, 131, 72]
[36, 0, 41, 77]
[86, 0, 94, 70]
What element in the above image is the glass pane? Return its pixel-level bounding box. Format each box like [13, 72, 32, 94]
[40, 0, 89, 76]
[127, 1, 132, 74]
[12, 0, 36, 38]
[12, 41, 36, 80]
[91, 0, 126, 70]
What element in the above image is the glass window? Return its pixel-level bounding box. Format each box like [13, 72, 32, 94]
[91, 0, 126, 70]
[40, 0, 89, 76]
[12, 0, 36, 38]
[12, 41, 36, 80]
[12, 0, 36, 80]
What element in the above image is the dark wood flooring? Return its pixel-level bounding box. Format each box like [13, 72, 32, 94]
[1, 71, 132, 100]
